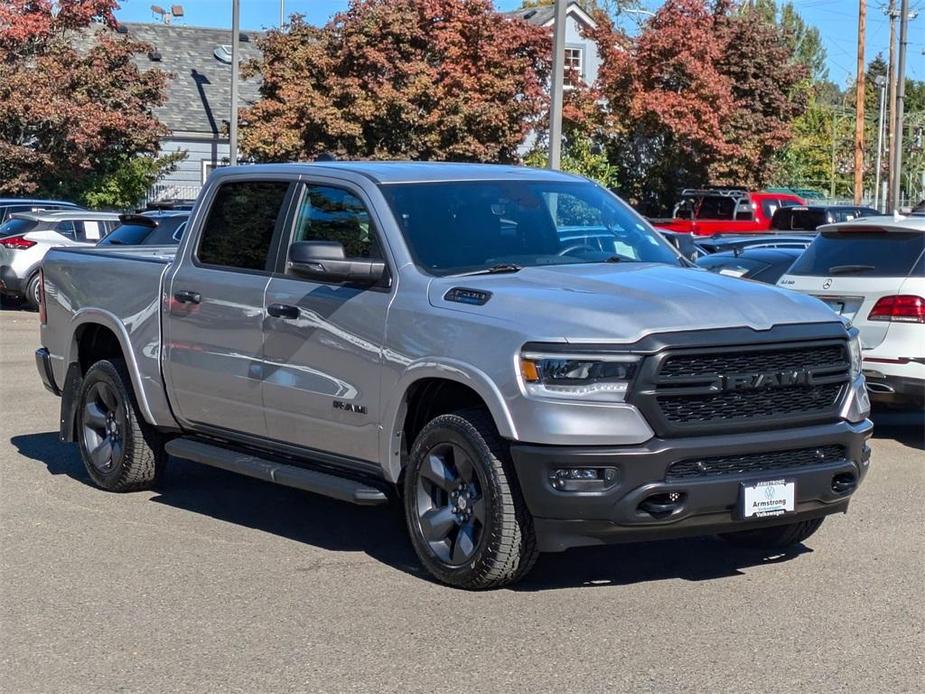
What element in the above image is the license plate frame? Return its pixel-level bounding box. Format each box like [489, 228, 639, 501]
[739, 478, 797, 520]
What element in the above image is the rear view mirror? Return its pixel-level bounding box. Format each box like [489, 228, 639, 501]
[288, 240, 386, 285]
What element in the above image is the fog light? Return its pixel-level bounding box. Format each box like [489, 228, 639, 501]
[549, 467, 618, 491]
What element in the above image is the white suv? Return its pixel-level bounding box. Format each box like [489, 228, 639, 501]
[0, 210, 120, 309]
[778, 216, 925, 407]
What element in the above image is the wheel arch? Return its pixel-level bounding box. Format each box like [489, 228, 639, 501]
[66, 309, 159, 426]
[381, 362, 518, 483]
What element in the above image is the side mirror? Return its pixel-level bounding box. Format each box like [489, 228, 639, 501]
[288, 240, 386, 285]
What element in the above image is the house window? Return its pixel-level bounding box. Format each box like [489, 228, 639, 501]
[564, 47, 583, 76]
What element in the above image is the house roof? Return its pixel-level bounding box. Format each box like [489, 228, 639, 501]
[116, 23, 264, 138]
[503, 2, 598, 29]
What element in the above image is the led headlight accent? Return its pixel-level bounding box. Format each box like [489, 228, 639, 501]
[848, 332, 863, 378]
[520, 352, 640, 402]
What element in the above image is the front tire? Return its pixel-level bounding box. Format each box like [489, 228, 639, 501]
[76, 359, 166, 492]
[24, 273, 41, 311]
[718, 517, 825, 549]
[403, 410, 538, 590]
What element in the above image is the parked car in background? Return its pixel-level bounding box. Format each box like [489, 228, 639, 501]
[0, 210, 120, 309]
[778, 216, 925, 407]
[37, 162, 871, 589]
[139, 199, 196, 213]
[98, 212, 189, 247]
[651, 188, 804, 235]
[0, 198, 81, 224]
[697, 247, 804, 285]
[697, 233, 816, 255]
[771, 205, 878, 231]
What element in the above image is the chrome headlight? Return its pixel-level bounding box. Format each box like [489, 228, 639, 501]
[848, 331, 863, 378]
[519, 352, 640, 402]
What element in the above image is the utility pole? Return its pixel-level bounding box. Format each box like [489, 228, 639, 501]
[229, 0, 240, 166]
[548, 0, 567, 170]
[874, 76, 887, 211]
[890, 0, 911, 211]
[886, 1, 899, 210]
[853, 0, 866, 205]
[280, 0, 285, 27]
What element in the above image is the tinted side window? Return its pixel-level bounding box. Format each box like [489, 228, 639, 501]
[293, 185, 382, 259]
[198, 181, 290, 271]
[55, 220, 77, 239]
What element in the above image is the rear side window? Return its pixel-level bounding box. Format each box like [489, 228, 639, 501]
[55, 220, 77, 239]
[197, 181, 290, 271]
[788, 232, 925, 277]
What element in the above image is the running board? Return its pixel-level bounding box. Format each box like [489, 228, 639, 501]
[165, 438, 389, 506]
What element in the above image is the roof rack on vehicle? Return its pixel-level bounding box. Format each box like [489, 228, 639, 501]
[679, 188, 750, 198]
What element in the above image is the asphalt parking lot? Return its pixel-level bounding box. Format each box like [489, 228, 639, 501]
[0, 308, 922, 693]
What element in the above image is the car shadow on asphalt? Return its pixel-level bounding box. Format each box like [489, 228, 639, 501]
[870, 405, 924, 451]
[12, 431, 818, 590]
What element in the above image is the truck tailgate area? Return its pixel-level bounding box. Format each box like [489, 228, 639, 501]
[40, 246, 177, 427]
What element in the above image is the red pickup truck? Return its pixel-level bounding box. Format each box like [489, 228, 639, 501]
[651, 188, 805, 236]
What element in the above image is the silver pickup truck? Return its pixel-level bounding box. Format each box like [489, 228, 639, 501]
[36, 163, 873, 589]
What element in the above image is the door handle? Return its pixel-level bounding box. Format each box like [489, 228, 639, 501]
[267, 303, 300, 320]
[173, 290, 201, 304]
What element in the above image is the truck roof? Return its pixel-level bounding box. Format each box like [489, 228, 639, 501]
[211, 162, 585, 185]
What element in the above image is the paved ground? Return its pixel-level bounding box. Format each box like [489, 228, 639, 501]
[0, 308, 922, 693]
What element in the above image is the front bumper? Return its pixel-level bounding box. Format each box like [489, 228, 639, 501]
[510, 419, 873, 552]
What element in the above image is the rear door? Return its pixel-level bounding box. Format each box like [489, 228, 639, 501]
[779, 230, 925, 348]
[261, 179, 391, 463]
[163, 178, 295, 437]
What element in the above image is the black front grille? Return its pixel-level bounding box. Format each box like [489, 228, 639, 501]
[666, 444, 847, 480]
[657, 383, 844, 424]
[635, 340, 850, 436]
[659, 345, 847, 379]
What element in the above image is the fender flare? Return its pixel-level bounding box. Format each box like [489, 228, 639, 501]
[67, 307, 162, 426]
[379, 358, 518, 482]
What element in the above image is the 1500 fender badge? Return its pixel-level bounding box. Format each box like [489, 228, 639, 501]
[333, 400, 367, 414]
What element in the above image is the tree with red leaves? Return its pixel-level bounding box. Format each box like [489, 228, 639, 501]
[0, 0, 169, 204]
[240, 0, 550, 163]
[588, 0, 807, 212]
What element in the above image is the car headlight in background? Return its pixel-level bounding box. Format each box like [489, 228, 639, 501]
[519, 352, 640, 402]
[848, 331, 863, 378]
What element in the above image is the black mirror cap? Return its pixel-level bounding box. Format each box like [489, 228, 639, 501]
[288, 240, 386, 285]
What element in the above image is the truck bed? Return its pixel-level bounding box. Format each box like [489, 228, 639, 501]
[40, 245, 178, 427]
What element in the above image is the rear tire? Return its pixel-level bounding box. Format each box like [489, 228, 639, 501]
[76, 358, 166, 492]
[719, 517, 825, 548]
[403, 409, 538, 590]
[24, 273, 40, 311]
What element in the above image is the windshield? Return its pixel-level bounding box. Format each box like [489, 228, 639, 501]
[0, 218, 38, 238]
[788, 232, 925, 277]
[381, 180, 680, 276]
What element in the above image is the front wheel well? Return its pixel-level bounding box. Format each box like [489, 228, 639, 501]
[75, 324, 124, 374]
[401, 378, 491, 456]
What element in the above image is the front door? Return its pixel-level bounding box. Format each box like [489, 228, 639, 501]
[262, 181, 390, 463]
[163, 178, 293, 438]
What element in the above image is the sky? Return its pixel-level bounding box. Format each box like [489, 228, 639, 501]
[117, 0, 924, 86]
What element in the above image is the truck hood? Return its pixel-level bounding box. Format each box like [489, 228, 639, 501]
[427, 263, 840, 343]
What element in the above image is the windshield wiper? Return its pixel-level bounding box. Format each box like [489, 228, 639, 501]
[604, 256, 640, 263]
[454, 263, 523, 277]
[828, 264, 876, 275]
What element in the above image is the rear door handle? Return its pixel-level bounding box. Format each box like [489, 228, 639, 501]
[173, 290, 201, 304]
[267, 303, 300, 320]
